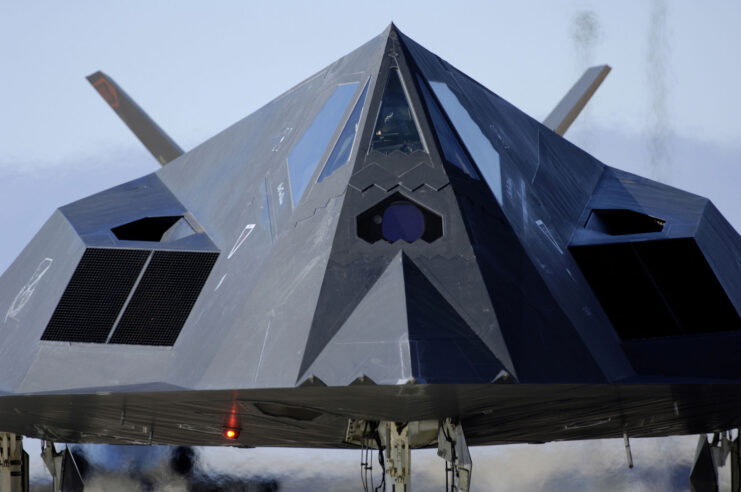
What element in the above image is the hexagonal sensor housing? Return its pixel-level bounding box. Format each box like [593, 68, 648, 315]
[357, 192, 442, 244]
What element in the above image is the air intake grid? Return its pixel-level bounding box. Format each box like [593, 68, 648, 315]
[41, 248, 218, 346]
[109, 251, 218, 345]
[41, 249, 150, 343]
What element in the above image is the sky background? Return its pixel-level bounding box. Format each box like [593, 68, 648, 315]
[2, 1, 741, 490]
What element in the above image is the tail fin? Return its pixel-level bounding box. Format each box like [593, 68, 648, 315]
[543, 65, 611, 136]
[87, 71, 184, 165]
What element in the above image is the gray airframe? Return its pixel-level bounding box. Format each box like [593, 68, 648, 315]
[1, 24, 739, 491]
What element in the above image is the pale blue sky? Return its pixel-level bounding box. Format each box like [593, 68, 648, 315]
[2, 1, 741, 489]
[1, 0, 740, 163]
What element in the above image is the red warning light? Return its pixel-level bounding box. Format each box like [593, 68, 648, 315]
[223, 428, 240, 440]
[223, 401, 241, 440]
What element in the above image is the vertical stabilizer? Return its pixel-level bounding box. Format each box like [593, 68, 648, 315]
[87, 71, 184, 165]
[543, 65, 611, 136]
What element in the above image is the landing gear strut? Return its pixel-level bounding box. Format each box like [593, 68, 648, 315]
[0, 433, 28, 492]
[346, 418, 472, 491]
[690, 431, 741, 492]
[438, 419, 472, 492]
[41, 440, 84, 492]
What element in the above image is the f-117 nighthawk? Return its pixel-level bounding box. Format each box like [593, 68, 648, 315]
[1, 24, 738, 491]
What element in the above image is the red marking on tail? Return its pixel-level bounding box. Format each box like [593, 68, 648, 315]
[93, 78, 120, 109]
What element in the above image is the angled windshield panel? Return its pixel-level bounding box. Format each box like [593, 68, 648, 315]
[318, 79, 370, 182]
[370, 69, 424, 154]
[416, 74, 478, 179]
[287, 82, 358, 207]
[430, 81, 502, 204]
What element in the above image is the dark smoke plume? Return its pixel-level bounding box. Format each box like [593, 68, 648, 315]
[571, 10, 602, 67]
[569, 10, 603, 137]
[646, 0, 672, 180]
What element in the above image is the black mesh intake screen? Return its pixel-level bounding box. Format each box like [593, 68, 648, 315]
[109, 251, 218, 346]
[41, 248, 149, 343]
[571, 238, 741, 340]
